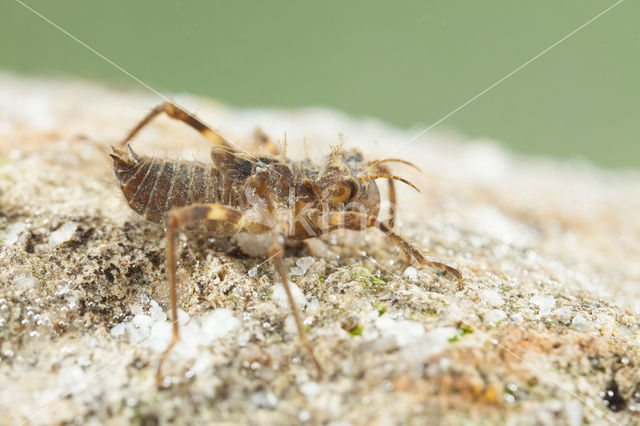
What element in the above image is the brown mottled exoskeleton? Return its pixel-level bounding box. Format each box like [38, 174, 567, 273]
[110, 102, 461, 386]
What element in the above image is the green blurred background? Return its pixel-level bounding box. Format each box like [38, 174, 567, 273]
[1, 1, 638, 168]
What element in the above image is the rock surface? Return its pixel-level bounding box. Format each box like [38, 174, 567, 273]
[1, 73, 639, 425]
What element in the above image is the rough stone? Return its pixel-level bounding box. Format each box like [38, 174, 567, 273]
[1, 73, 639, 425]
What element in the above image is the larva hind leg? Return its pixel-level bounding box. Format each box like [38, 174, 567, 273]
[120, 101, 236, 150]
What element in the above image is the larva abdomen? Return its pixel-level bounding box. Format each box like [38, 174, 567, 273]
[110, 146, 222, 223]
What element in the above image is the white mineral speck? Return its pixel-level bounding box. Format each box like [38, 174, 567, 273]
[531, 295, 556, 316]
[377, 317, 426, 348]
[401, 327, 458, 363]
[552, 306, 574, 324]
[14, 274, 37, 290]
[571, 312, 590, 331]
[149, 303, 167, 322]
[148, 321, 172, 353]
[361, 325, 380, 340]
[284, 315, 298, 334]
[439, 357, 451, 372]
[251, 391, 279, 408]
[130, 304, 143, 316]
[177, 308, 190, 325]
[48, 221, 78, 245]
[479, 289, 505, 307]
[185, 352, 214, 379]
[247, 266, 259, 278]
[3, 222, 26, 245]
[299, 381, 321, 399]
[200, 309, 240, 343]
[511, 313, 524, 323]
[290, 256, 315, 276]
[402, 266, 418, 281]
[299, 410, 311, 422]
[127, 321, 150, 343]
[484, 309, 507, 326]
[564, 400, 583, 426]
[110, 323, 125, 337]
[133, 314, 153, 330]
[59, 366, 87, 394]
[272, 282, 306, 308]
[297, 256, 315, 270]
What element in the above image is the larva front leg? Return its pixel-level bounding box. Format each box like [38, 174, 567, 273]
[322, 211, 462, 283]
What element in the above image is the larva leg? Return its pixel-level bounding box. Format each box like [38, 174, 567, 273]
[321, 211, 462, 283]
[267, 222, 322, 379]
[366, 159, 421, 229]
[373, 163, 397, 229]
[157, 203, 253, 387]
[120, 101, 235, 150]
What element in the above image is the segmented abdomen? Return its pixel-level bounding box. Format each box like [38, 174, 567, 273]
[112, 150, 235, 224]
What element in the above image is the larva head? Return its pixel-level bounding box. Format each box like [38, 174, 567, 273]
[315, 148, 381, 217]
